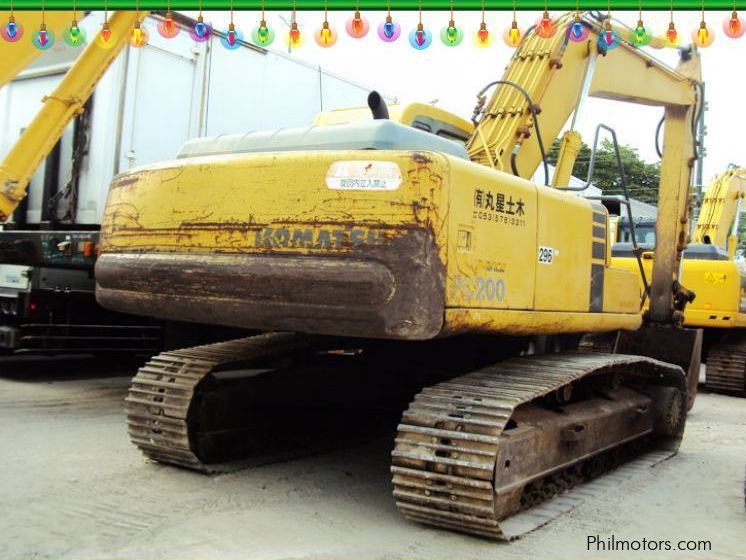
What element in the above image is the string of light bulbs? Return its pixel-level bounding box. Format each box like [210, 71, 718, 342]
[2, 3, 743, 51]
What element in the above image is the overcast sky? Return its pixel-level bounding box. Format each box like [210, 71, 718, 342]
[211, 9, 745, 185]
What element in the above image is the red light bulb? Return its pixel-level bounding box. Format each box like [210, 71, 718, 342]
[541, 11, 551, 32]
[477, 22, 489, 45]
[730, 12, 741, 34]
[667, 21, 677, 43]
[352, 10, 364, 35]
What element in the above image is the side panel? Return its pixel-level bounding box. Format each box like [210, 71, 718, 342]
[680, 259, 745, 327]
[445, 158, 537, 311]
[533, 187, 593, 312]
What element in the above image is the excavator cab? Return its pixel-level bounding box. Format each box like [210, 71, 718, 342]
[312, 99, 474, 144]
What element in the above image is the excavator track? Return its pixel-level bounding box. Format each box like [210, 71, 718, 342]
[706, 338, 746, 396]
[125, 333, 303, 472]
[391, 352, 687, 540]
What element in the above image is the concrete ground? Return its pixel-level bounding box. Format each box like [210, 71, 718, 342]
[0, 356, 744, 560]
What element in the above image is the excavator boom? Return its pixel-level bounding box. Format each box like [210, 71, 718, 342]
[0, 11, 145, 222]
[693, 166, 746, 251]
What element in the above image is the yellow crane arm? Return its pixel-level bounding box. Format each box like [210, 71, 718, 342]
[0, 11, 75, 90]
[467, 12, 702, 325]
[692, 166, 746, 252]
[0, 11, 146, 223]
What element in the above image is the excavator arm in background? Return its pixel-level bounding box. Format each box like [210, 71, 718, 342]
[693, 165, 746, 256]
[0, 11, 145, 223]
[467, 11, 702, 326]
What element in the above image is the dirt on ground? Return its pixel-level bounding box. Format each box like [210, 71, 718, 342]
[0, 356, 744, 560]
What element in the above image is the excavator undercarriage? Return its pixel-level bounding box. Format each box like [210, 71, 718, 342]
[127, 331, 691, 539]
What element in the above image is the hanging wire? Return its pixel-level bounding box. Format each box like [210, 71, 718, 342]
[387, 0, 391, 19]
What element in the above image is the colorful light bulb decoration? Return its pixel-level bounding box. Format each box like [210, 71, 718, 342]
[724, 10, 745, 38]
[474, 21, 492, 47]
[190, 14, 211, 42]
[63, 19, 87, 47]
[130, 20, 149, 48]
[251, 0, 275, 46]
[346, 9, 370, 38]
[409, 22, 432, 50]
[473, 0, 491, 47]
[2, 14, 23, 42]
[377, 15, 401, 42]
[440, 20, 463, 46]
[629, 19, 652, 46]
[96, 20, 115, 49]
[251, 19, 275, 45]
[692, 20, 715, 46]
[221, 22, 244, 49]
[597, 19, 619, 50]
[567, 13, 590, 42]
[315, 20, 338, 47]
[32, 22, 55, 50]
[158, 11, 180, 38]
[287, 21, 304, 48]
[664, 20, 678, 46]
[439, 2, 463, 46]
[502, 19, 522, 47]
[535, 10, 557, 38]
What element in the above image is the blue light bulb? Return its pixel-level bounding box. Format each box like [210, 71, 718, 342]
[6, 20, 17, 37]
[383, 20, 395, 38]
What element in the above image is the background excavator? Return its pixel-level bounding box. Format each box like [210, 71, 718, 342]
[613, 166, 746, 396]
[0, 11, 169, 354]
[94, 12, 703, 539]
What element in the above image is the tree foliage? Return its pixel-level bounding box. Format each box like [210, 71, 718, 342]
[546, 138, 661, 205]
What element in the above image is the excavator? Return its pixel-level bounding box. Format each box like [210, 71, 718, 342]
[612, 166, 746, 396]
[91, 12, 703, 539]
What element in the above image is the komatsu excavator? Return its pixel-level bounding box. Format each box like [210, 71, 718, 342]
[613, 166, 746, 396]
[95, 12, 704, 539]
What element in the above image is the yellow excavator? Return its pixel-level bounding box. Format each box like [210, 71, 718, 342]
[612, 166, 746, 396]
[88, 12, 704, 539]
